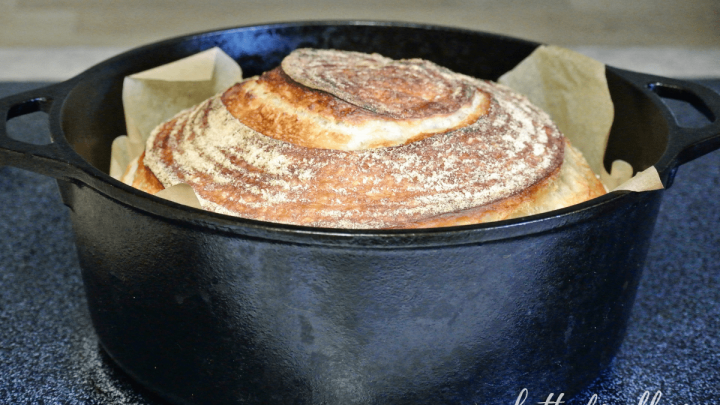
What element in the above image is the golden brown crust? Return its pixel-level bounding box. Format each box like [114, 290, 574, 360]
[128, 49, 606, 229]
[223, 67, 489, 150]
[130, 152, 164, 194]
[280, 49, 479, 120]
[131, 138, 605, 228]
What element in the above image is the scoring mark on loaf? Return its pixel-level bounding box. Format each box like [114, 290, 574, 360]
[223, 50, 490, 151]
[281, 48, 476, 120]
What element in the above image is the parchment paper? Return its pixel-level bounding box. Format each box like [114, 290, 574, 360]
[499, 45, 663, 192]
[110, 47, 242, 206]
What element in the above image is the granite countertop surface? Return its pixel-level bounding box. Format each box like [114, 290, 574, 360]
[1, 79, 719, 404]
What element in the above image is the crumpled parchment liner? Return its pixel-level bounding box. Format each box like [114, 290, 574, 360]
[154, 183, 202, 209]
[499, 45, 663, 193]
[110, 47, 242, 207]
[112, 44, 663, 212]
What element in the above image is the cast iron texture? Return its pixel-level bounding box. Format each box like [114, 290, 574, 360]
[1, 21, 720, 405]
[68, 180, 662, 404]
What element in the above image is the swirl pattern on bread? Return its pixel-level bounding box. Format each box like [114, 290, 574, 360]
[125, 49, 605, 228]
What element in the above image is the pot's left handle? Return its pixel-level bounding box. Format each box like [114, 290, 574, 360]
[0, 83, 89, 181]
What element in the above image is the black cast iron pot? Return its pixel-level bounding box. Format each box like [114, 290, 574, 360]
[1, 21, 720, 405]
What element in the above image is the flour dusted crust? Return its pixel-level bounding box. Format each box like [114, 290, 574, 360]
[224, 50, 489, 151]
[126, 49, 606, 229]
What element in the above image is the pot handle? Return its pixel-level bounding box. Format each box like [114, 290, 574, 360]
[0, 82, 90, 181]
[609, 68, 720, 184]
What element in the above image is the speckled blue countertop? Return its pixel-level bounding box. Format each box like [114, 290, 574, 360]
[1, 81, 719, 405]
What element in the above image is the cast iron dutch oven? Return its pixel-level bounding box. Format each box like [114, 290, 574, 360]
[1, 21, 720, 405]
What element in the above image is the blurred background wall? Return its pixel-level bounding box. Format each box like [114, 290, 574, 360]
[1, 0, 718, 79]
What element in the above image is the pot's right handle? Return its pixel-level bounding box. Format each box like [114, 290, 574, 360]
[0, 82, 91, 181]
[610, 68, 720, 186]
